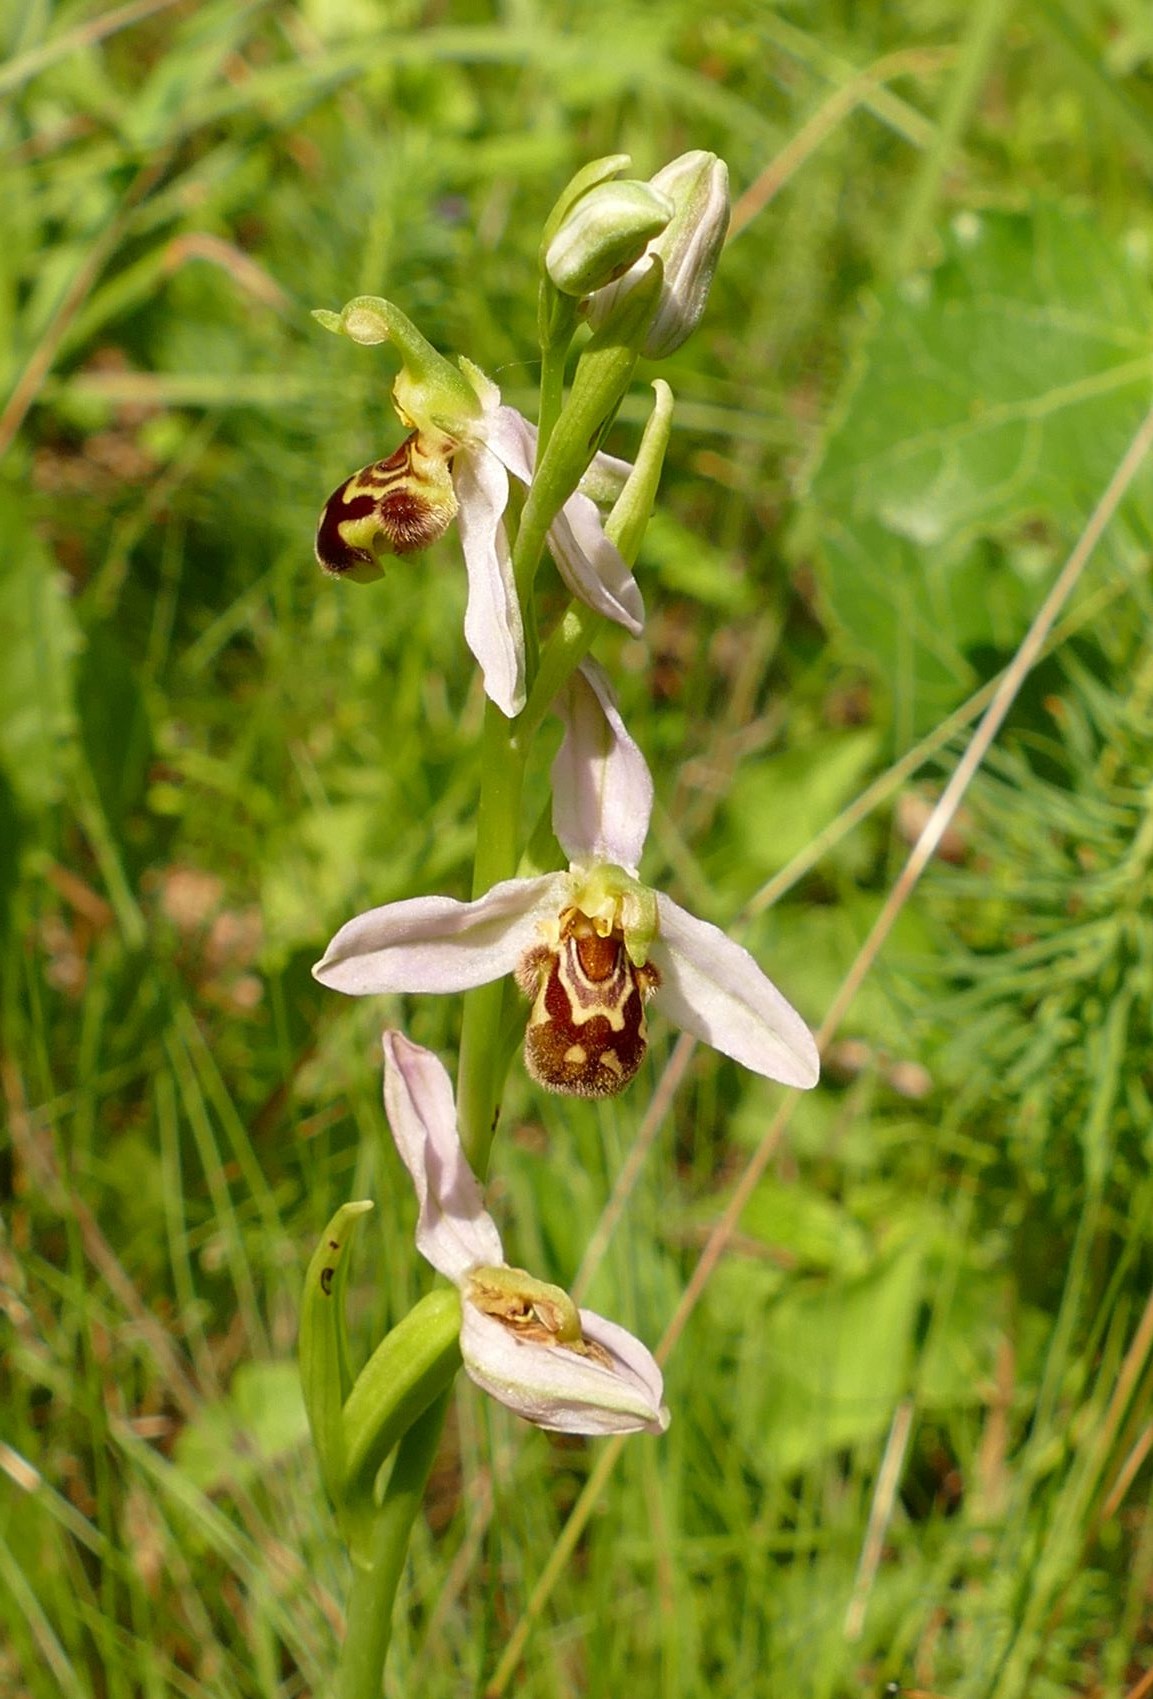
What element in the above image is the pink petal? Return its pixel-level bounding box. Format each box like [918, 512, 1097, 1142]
[649, 894, 820, 1088]
[382, 1033, 503, 1283]
[453, 443, 525, 718]
[459, 1301, 668, 1435]
[313, 874, 569, 995]
[578, 1309, 668, 1424]
[551, 659, 652, 873]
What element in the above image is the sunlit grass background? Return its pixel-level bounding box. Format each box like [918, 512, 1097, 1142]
[5, 1, 1153, 1694]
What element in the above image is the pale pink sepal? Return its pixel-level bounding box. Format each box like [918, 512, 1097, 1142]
[551, 659, 652, 875]
[486, 409, 633, 501]
[452, 440, 526, 718]
[579, 449, 633, 504]
[313, 873, 568, 995]
[483, 405, 535, 485]
[382, 1032, 503, 1282]
[485, 407, 644, 636]
[460, 1301, 669, 1436]
[650, 894, 821, 1089]
[548, 494, 644, 635]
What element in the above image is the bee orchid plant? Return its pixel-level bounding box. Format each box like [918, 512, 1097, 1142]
[299, 151, 818, 1699]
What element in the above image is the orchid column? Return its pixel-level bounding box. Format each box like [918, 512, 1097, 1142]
[299, 151, 817, 1699]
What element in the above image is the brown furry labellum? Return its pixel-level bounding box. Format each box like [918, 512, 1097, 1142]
[315, 430, 458, 578]
[516, 907, 660, 1098]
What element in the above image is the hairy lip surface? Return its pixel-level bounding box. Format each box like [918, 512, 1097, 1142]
[518, 912, 660, 1098]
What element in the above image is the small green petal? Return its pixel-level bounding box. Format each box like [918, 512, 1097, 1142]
[311, 295, 481, 431]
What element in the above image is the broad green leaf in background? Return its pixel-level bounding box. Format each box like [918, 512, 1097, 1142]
[734, 1244, 924, 1473]
[804, 206, 1153, 739]
[721, 728, 880, 883]
[173, 1361, 310, 1493]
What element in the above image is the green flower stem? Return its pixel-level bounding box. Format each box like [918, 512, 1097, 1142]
[326, 215, 670, 1699]
[456, 697, 529, 1173]
[332, 254, 668, 1693]
[334, 1391, 451, 1699]
[458, 303, 620, 1167]
[536, 336, 569, 462]
[455, 438, 560, 1170]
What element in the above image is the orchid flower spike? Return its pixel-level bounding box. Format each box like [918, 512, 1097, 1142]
[313, 295, 644, 718]
[316, 661, 820, 1098]
[383, 1031, 668, 1435]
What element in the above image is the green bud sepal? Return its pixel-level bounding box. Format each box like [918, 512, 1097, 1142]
[537, 154, 630, 357]
[584, 151, 731, 358]
[539, 154, 633, 254]
[544, 180, 672, 298]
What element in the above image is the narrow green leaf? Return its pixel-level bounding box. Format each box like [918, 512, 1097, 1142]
[298, 1199, 373, 1506]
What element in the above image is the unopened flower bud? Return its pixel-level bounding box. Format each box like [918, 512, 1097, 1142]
[585, 151, 730, 357]
[545, 179, 673, 298]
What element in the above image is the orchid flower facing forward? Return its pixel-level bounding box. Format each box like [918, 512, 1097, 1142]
[316, 661, 820, 1098]
[383, 1030, 668, 1435]
[313, 296, 643, 717]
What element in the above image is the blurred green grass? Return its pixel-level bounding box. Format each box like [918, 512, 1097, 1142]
[5, 1, 1153, 1695]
